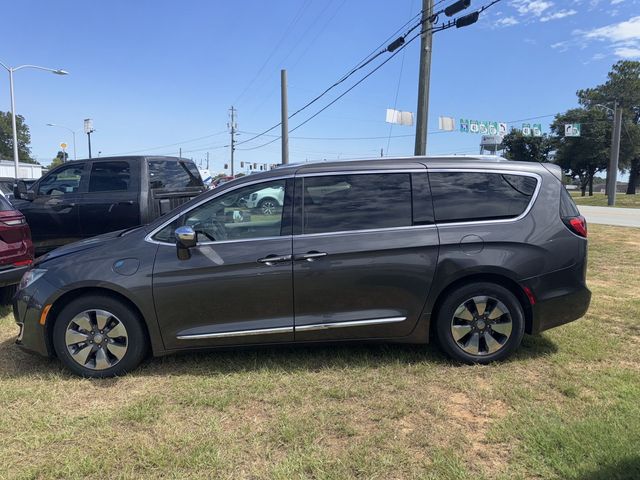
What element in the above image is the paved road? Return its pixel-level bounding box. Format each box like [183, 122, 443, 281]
[577, 205, 640, 228]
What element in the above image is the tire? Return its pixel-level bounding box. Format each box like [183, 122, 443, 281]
[257, 197, 280, 215]
[435, 282, 525, 364]
[52, 294, 148, 378]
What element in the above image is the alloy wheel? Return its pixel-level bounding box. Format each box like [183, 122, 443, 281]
[450, 296, 513, 356]
[64, 309, 129, 370]
[261, 200, 277, 215]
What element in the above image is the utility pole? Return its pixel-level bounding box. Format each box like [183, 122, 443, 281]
[228, 106, 237, 176]
[206, 151, 209, 169]
[414, 0, 433, 156]
[179, 147, 182, 158]
[281, 69, 289, 165]
[607, 102, 623, 206]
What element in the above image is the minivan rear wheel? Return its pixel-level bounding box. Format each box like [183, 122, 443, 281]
[52, 295, 147, 378]
[435, 282, 525, 364]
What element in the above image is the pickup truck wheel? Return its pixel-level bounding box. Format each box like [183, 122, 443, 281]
[258, 198, 280, 215]
[52, 295, 147, 378]
[435, 282, 525, 364]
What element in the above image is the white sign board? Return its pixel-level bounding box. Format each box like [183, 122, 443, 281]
[84, 118, 94, 134]
[385, 109, 414, 126]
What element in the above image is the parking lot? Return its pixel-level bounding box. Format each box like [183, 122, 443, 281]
[1, 223, 638, 479]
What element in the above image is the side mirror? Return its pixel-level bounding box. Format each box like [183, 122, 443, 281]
[13, 180, 28, 200]
[175, 226, 196, 260]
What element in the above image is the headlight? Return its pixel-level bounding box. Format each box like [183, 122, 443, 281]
[19, 268, 47, 290]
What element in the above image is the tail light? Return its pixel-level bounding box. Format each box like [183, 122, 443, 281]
[562, 215, 587, 238]
[0, 210, 26, 226]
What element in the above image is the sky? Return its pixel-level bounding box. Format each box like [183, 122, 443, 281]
[1, 0, 639, 174]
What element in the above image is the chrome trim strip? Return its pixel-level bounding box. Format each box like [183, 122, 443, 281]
[177, 326, 293, 340]
[296, 224, 436, 239]
[145, 174, 294, 245]
[296, 168, 425, 177]
[295, 316, 407, 332]
[428, 169, 542, 228]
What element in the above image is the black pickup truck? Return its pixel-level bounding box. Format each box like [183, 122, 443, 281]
[12, 156, 205, 254]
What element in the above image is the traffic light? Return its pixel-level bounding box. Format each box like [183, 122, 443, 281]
[455, 11, 479, 28]
[445, 0, 471, 17]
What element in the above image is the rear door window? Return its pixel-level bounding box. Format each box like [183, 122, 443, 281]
[429, 172, 538, 223]
[88, 161, 132, 192]
[148, 159, 203, 190]
[0, 194, 14, 211]
[299, 173, 412, 234]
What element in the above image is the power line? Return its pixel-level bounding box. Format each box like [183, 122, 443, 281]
[233, 12, 432, 148]
[237, 0, 503, 150]
[232, 0, 312, 106]
[105, 130, 228, 156]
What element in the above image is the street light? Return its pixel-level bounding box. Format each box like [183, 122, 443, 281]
[46, 123, 77, 160]
[0, 60, 68, 178]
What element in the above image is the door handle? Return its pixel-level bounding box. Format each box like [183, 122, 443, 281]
[294, 251, 328, 262]
[257, 254, 292, 266]
[52, 202, 76, 210]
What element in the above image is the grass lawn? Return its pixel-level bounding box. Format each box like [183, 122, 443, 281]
[1, 224, 639, 479]
[571, 191, 640, 208]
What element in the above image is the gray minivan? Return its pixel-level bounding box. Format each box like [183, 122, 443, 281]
[13, 156, 590, 377]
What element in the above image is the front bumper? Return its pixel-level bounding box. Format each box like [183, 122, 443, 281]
[0, 264, 29, 288]
[13, 277, 58, 357]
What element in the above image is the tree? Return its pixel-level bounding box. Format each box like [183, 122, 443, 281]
[0, 111, 37, 163]
[577, 60, 640, 194]
[501, 130, 553, 163]
[551, 108, 610, 196]
[50, 150, 68, 167]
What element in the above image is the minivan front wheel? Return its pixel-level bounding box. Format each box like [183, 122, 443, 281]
[435, 283, 525, 364]
[52, 295, 147, 378]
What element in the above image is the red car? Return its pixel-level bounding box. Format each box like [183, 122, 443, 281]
[0, 192, 34, 304]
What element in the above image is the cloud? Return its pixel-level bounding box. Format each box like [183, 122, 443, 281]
[508, 1, 580, 23]
[613, 46, 640, 58]
[610, 0, 624, 5]
[495, 16, 520, 27]
[566, 16, 640, 59]
[540, 9, 578, 21]
[510, 0, 554, 16]
[582, 15, 640, 43]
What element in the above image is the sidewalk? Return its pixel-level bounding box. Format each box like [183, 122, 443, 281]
[578, 205, 640, 228]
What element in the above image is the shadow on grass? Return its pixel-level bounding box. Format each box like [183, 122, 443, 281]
[581, 456, 640, 480]
[0, 330, 558, 381]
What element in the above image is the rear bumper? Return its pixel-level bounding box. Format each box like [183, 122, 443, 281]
[530, 284, 591, 334]
[0, 265, 28, 288]
[523, 263, 591, 335]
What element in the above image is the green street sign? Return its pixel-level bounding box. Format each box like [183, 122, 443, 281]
[565, 123, 581, 137]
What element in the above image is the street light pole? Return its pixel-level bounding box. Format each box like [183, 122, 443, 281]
[7, 69, 19, 178]
[46, 124, 77, 160]
[0, 60, 68, 178]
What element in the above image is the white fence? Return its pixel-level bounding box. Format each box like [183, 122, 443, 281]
[0, 160, 43, 179]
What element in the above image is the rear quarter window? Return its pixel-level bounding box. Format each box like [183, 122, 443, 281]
[429, 172, 538, 223]
[560, 185, 580, 217]
[148, 160, 204, 190]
